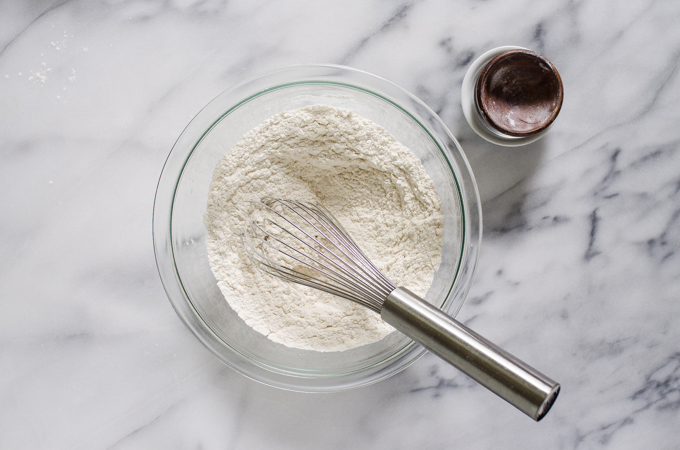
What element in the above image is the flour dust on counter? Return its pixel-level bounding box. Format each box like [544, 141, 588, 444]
[204, 105, 444, 352]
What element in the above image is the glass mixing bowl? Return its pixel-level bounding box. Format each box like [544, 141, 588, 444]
[153, 64, 481, 392]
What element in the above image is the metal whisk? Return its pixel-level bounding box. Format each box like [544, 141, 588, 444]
[242, 197, 560, 421]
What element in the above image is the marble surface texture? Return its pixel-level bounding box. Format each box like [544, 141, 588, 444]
[1, 0, 679, 449]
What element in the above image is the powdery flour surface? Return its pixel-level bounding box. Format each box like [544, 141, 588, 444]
[205, 105, 444, 352]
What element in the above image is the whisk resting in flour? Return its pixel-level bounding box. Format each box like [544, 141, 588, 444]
[242, 197, 560, 421]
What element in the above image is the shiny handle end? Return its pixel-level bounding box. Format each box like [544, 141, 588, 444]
[382, 287, 560, 421]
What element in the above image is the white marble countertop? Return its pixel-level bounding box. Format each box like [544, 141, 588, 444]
[2, 0, 679, 448]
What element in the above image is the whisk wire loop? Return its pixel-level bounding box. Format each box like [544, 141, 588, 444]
[282, 200, 395, 295]
[243, 232, 372, 306]
[244, 220, 385, 309]
[302, 203, 395, 295]
[242, 198, 396, 312]
[260, 204, 389, 305]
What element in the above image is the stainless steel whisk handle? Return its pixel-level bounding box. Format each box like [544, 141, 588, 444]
[382, 288, 560, 421]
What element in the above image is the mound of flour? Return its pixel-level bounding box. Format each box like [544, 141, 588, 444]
[204, 105, 444, 352]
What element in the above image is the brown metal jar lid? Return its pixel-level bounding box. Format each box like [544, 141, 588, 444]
[475, 49, 563, 137]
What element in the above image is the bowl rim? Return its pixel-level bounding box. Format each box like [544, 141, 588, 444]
[153, 63, 482, 392]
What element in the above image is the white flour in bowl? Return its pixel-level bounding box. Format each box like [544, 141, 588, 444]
[204, 105, 444, 352]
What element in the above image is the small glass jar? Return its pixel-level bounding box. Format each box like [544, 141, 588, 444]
[462, 46, 563, 147]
